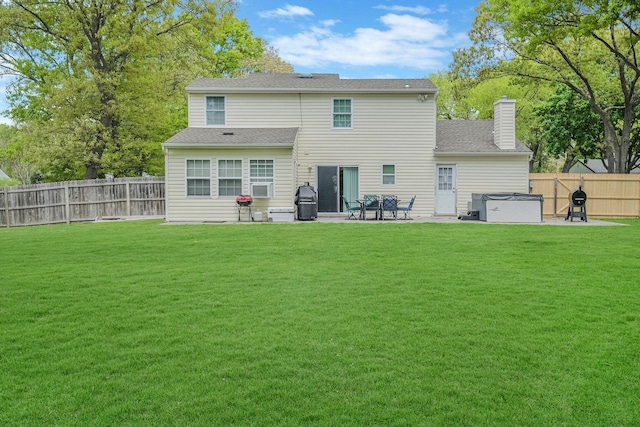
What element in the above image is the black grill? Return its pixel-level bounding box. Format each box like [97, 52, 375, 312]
[566, 187, 587, 222]
[294, 184, 317, 220]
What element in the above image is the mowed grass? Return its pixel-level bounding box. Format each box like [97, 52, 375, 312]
[1, 219, 639, 426]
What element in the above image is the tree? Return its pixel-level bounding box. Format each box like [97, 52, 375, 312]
[239, 41, 295, 75]
[0, 0, 265, 180]
[455, 0, 640, 173]
[0, 124, 39, 184]
[535, 85, 604, 172]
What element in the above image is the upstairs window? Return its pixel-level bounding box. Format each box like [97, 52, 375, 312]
[333, 99, 352, 128]
[206, 96, 226, 126]
[382, 164, 396, 185]
[218, 159, 242, 197]
[186, 159, 211, 196]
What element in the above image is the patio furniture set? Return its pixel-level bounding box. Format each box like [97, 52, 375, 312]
[342, 195, 416, 220]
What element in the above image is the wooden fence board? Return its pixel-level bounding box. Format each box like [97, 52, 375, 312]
[0, 177, 165, 227]
[530, 173, 640, 218]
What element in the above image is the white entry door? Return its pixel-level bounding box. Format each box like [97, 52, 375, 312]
[436, 164, 456, 214]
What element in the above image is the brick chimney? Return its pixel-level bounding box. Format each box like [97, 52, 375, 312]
[494, 96, 516, 150]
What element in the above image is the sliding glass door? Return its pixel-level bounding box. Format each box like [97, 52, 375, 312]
[317, 166, 359, 213]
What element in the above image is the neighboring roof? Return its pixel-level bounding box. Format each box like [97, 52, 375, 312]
[186, 73, 438, 94]
[570, 159, 640, 174]
[163, 127, 298, 148]
[435, 119, 531, 155]
[0, 168, 9, 179]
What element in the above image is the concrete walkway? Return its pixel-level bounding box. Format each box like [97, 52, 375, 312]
[157, 213, 623, 226]
[308, 215, 623, 226]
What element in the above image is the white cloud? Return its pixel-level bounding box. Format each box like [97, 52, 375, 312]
[374, 5, 433, 15]
[320, 19, 340, 27]
[269, 13, 468, 71]
[259, 4, 314, 19]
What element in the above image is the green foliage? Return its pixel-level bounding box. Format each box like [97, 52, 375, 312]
[455, 0, 640, 173]
[1, 220, 639, 425]
[0, 0, 277, 180]
[535, 85, 603, 171]
[431, 72, 554, 171]
[0, 177, 20, 186]
[0, 123, 36, 183]
[240, 41, 295, 75]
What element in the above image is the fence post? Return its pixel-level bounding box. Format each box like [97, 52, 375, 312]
[2, 186, 9, 228]
[553, 178, 558, 218]
[64, 182, 70, 224]
[126, 180, 131, 217]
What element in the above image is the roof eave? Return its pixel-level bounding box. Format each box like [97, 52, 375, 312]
[186, 87, 439, 94]
[162, 143, 295, 149]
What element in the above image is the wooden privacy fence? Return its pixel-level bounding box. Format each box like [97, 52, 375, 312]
[0, 177, 165, 227]
[529, 173, 640, 218]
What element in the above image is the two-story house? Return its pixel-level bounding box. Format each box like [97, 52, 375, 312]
[162, 73, 531, 222]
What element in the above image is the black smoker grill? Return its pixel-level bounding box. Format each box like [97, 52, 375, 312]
[565, 187, 587, 222]
[294, 183, 318, 220]
[236, 195, 253, 221]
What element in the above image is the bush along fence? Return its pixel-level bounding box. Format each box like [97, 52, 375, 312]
[0, 177, 165, 227]
[529, 173, 640, 218]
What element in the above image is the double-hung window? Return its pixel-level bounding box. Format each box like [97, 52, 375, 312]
[206, 96, 225, 126]
[250, 160, 274, 184]
[218, 159, 242, 197]
[382, 164, 396, 185]
[332, 98, 352, 128]
[250, 159, 274, 197]
[186, 159, 211, 196]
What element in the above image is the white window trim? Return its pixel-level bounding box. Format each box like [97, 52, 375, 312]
[185, 158, 212, 198]
[205, 95, 227, 127]
[331, 98, 353, 129]
[217, 158, 243, 198]
[249, 158, 276, 197]
[382, 164, 396, 185]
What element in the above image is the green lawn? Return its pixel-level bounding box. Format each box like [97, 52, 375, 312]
[1, 220, 639, 426]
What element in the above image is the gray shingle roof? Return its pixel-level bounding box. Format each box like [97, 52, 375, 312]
[164, 128, 298, 147]
[187, 73, 437, 93]
[570, 159, 640, 174]
[435, 120, 531, 154]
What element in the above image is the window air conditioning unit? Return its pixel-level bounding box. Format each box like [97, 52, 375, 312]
[250, 183, 273, 198]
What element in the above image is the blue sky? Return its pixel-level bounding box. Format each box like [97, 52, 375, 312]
[0, 1, 480, 125]
[236, 0, 479, 78]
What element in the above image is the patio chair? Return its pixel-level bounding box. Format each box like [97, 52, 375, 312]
[362, 194, 379, 220]
[380, 195, 398, 220]
[341, 196, 361, 219]
[397, 196, 416, 219]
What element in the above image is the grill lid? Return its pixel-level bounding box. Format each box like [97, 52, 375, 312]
[569, 187, 587, 206]
[236, 195, 253, 205]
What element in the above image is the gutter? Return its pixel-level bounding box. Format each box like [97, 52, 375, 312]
[433, 151, 531, 157]
[162, 143, 295, 149]
[186, 87, 439, 95]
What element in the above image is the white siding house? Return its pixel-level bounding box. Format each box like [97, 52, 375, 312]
[163, 73, 531, 222]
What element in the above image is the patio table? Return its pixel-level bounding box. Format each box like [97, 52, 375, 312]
[357, 195, 399, 220]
